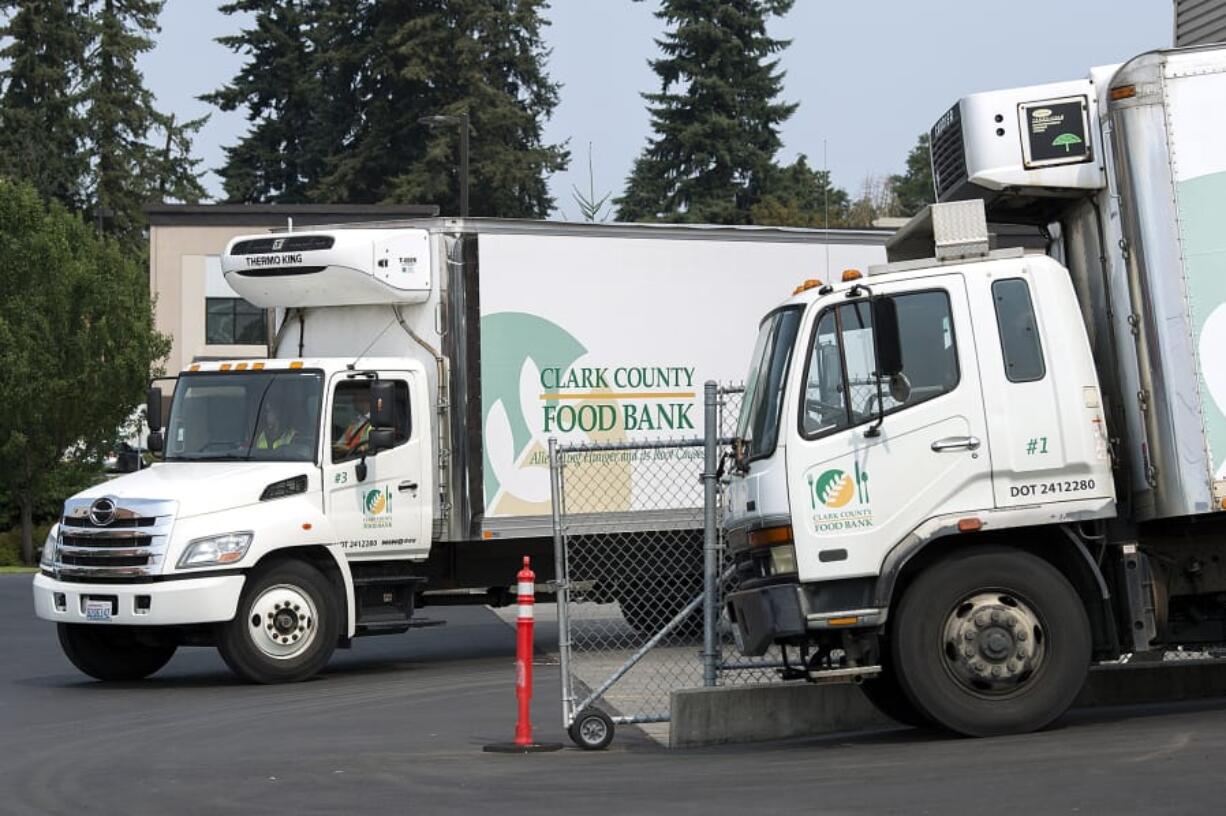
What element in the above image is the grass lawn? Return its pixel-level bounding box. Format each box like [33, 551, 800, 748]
[0, 566, 37, 575]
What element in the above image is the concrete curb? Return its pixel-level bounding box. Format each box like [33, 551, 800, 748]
[670, 660, 1226, 748]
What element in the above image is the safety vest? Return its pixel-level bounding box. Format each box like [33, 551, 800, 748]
[340, 416, 370, 451]
[257, 427, 297, 450]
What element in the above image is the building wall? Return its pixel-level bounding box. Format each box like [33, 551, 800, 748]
[149, 223, 272, 374]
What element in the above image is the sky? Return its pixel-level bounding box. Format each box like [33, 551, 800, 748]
[139, 1, 1174, 219]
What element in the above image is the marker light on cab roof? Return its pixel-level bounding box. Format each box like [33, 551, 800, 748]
[792, 278, 823, 295]
[842, 269, 863, 282]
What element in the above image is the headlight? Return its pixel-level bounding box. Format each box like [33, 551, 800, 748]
[769, 543, 797, 575]
[177, 532, 253, 569]
[39, 525, 60, 568]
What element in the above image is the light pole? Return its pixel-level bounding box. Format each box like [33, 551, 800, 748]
[418, 111, 470, 218]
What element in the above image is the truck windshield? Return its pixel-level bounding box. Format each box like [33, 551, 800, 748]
[737, 307, 803, 460]
[165, 371, 323, 463]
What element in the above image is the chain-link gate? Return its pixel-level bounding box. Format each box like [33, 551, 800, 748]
[549, 382, 783, 749]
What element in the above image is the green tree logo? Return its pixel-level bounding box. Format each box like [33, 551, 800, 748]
[1052, 133, 1083, 153]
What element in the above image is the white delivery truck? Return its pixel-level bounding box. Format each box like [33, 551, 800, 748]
[32, 219, 887, 683]
[724, 43, 1226, 736]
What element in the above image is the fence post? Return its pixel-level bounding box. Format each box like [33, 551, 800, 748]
[548, 437, 575, 727]
[702, 381, 719, 687]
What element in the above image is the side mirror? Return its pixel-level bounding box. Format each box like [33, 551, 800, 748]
[117, 450, 143, 473]
[147, 387, 163, 432]
[370, 381, 396, 430]
[872, 297, 903, 377]
[368, 428, 395, 453]
[147, 431, 164, 453]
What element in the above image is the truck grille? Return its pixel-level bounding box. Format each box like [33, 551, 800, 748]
[51, 498, 176, 581]
[930, 102, 968, 202]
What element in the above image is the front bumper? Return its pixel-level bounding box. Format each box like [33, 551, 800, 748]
[33, 572, 246, 626]
[725, 582, 886, 656]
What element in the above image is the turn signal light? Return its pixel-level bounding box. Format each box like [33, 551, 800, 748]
[792, 278, 823, 295]
[748, 524, 794, 548]
[841, 269, 863, 282]
[1109, 84, 1136, 101]
[957, 517, 983, 532]
[827, 616, 859, 627]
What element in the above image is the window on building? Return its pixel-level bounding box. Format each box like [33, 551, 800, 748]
[206, 297, 267, 345]
[992, 278, 1045, 382]
[800, 291, 959, 438]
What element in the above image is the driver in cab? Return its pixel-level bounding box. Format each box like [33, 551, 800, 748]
[255, 402, 298, 451]
[334, 389, 371, 459]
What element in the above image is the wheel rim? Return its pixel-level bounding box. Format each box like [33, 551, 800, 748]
[247, 583, 319, 660]
[579, 716, 608, 745]
[941, 591, 1046, 696]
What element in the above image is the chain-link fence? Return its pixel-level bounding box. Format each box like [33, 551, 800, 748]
[549, 382, 783, 748]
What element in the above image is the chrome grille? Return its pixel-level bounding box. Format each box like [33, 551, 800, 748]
[52, 497, 176, 581]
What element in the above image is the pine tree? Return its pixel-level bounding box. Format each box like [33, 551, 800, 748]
[204, 1, 324, 202]
[0, 0, 89, 209]
[211, 1, 568, 216]
[615, 0, 797, 224]
[82, 0, 206, 244]
[749, 155, 850, 228]
[335, 0, 569, 215]
[890, 133, 935, 217]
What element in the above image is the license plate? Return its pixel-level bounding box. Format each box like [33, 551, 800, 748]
[85, 599, 113, 622]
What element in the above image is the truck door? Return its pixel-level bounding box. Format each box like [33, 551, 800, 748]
[786, 275, 994, 581]
[323, 372, 431, 561]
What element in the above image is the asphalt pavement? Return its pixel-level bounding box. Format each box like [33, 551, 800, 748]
[3, 573, 1226, 815]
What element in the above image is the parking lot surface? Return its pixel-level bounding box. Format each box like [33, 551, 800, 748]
[3, 574, 1225, 815]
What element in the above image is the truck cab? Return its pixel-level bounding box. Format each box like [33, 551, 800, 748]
[726, 203, 1116, 735]
[34, 356, 434, 683]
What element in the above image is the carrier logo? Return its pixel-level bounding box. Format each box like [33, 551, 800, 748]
[362, 487, 393, 529]
[271, 238, 285, 251]
[88, 497, 117, 526]
[805, 464, 873, 534]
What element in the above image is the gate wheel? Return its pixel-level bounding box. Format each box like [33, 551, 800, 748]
[568, 709, 615, 750]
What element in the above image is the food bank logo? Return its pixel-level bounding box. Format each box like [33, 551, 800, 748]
[806, 463, 873, 534]
[362, 487, 393, 529]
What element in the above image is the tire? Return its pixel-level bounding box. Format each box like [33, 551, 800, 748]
[891, 547, 1091, 737]
[568, 708, 615, 750]
[218, 560, 340, 684]
[859, 659, 931, 728]
[57, 624, 177, 681]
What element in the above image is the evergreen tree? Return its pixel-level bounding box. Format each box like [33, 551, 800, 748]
[376, 0, 568, 216]
[82, 0, 206, 244]
[749, 155, 850, 228]
[615, 0, 797, 224]
[211, 1, 568, 216]
[0, 0, 89, 209]
[204, 0, 351, 203]
[890, 133, 934, 217]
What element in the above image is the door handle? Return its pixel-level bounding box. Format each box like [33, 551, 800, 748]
[931, 435, 980, 452]
[398, 480, 419, 493]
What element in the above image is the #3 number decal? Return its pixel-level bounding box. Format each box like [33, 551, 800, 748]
[334, 472, 348, 484]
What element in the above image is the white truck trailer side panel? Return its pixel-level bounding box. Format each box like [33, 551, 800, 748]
[1165, 54, 1226, 485]
[476, 232, 887, 519]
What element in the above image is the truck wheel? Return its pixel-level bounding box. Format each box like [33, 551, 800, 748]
[218, 560, 340, 684]
[57, 624, 177, 681]
[891, 547, 1090, 737]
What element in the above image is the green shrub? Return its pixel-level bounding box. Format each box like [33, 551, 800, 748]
[0, 524, 52, 566]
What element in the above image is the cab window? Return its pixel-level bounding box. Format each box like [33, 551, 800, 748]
[992, 278, 1045, 382]
[800, 291, 959, 438]
[330, 379, 411, 463]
